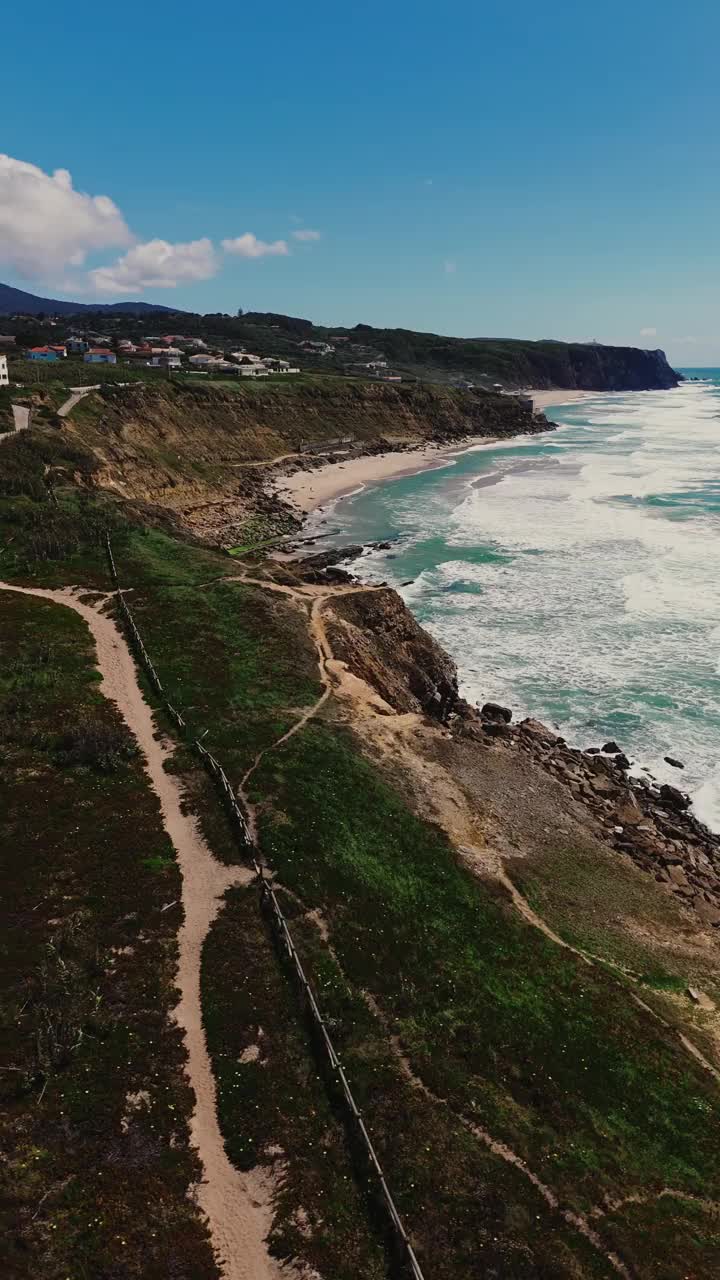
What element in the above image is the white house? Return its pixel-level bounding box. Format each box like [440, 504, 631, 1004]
[239, 366, 269, 378]
[150, 354, 182, 369]
[230, 351, 264, 364]
[0, 354, 8, 386]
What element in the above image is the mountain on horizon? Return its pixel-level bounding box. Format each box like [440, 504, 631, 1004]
[0, 281, 181, 316]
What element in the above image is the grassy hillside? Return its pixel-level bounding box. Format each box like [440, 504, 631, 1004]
[1, 412, 719, 1278]
[0, 593, 217, 1278]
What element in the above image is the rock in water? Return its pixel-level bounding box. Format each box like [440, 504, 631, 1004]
[602, 740, 622, 754]
[659, 783, 690, 812]
[664, 756, 685, 770]
[480, 702, 512, 723]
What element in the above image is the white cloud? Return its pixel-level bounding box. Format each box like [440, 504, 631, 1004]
[0, 154, 131, 278]
[292, 228, 321, 242]
[639, 326, 657, 338]
[89, 238, 219, 294]
[221, 233, 289, 258]
[444, 259, 457, 274]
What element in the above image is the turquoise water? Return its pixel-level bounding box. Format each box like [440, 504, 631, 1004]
[310, 372, 720, 830]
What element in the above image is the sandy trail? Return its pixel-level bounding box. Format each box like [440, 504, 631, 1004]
[0, 581, 288, 1280]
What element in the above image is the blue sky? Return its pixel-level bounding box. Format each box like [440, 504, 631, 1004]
[2, 0, 720, 363]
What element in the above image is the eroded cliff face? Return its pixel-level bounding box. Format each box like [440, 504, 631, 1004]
[324, 587, 459, 717]
[60, 381, 547, 543]
[531, 344, 679, 391]
[319, 579, 720, 940]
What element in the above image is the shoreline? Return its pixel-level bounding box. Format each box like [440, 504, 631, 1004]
[275, 435, 506, 515]
[275, 389, 596, 515]
[528, 388, 597, 411]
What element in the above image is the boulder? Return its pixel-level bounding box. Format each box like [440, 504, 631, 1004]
[591, 775, 620, 798]
[481, 701, 512, 724]
[519, 718, 557, 743]
[659, 784, 690, 813]
[614, 753, 631, 769]
[615, 798, 644, 826]
[483, 720, 510, 738]
[695, 900, 720, 926]
[602, 740, 622, 754]
[664, 756, 685, 770]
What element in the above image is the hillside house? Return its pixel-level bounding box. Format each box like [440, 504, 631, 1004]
[65, 336, 88, 353]
[150, 353, 182, 368]
[230, 351, 264, 365]
[0, 335, 16, 348]
[239, 365, 269, 378]
[301, 340, 334, 356]
[0, 355, 8, 386]
[188, 353, 213, 366]
[27, 346, 60, 361]
[48, 344, 67, 358]
[84, 349, 117, 365]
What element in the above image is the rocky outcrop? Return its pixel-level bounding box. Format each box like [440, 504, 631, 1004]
[454, 706, 720, 928]
[320, 581, 720, 925]
[345, 328, 680, 390]
[324, 588, 458, 719]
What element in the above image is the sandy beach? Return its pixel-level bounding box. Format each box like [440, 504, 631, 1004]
[275, 437, 502, 514]
[275, 388, 598, 515]
[529, 388, 595, 411]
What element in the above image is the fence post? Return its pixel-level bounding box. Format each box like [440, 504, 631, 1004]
[104, 535, 426, 1280]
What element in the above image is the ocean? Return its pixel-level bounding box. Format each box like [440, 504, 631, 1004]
[308, 371, 720, 831]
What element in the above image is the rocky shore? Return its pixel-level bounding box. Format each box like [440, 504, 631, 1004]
[453, 699, 720, 929]
[289, 540, 720, 934]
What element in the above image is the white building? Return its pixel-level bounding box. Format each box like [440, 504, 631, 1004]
[239, 365, 269, 377]
[150, 354, 182, 368]
[0, 354, 8, 386]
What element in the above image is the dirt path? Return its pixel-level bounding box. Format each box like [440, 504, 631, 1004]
[0, 581, 288, 1280]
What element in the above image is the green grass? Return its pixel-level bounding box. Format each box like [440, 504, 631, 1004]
[0, 592, 217, 1279]
[95, 537, 720, 1276]
[247, 724, 720, 1271]
[202, 884, 389, 1278]
[1, 440, 715, 1276]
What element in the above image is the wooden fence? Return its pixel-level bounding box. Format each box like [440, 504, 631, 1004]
[105, 534, 426, 1280]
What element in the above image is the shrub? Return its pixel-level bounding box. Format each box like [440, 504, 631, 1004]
[55, 718, 137, 772]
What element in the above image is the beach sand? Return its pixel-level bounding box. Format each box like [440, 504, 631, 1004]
[529, 388, 595, 411]
[275, 389, 599, 515]
[275, 438, 501, 514]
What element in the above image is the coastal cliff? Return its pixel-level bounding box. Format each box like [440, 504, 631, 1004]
[3, 398, 720, 1279]
[59, 379, 549, 543]
[341, 328, 680, 390]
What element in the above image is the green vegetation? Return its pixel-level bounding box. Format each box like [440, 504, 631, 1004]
[202, 885, 388, 1278]
[250, 727, 720, 1219]
[0, 428, 131, 586]
[0, 593, 217, 1279]
[100, 533, 720, 1277]
[0, 398, 715, 1277]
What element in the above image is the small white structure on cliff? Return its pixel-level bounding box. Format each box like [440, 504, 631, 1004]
[0, 354, 8, 386]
